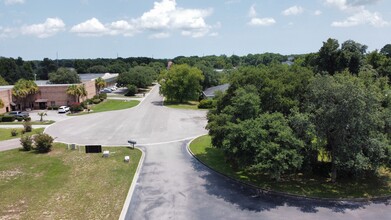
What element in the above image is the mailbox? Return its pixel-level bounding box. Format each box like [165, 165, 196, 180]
[128, 140, 136, 145]
[128, 139, 136, 149]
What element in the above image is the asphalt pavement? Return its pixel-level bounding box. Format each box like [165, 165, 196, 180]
[20, 85, 391, 219]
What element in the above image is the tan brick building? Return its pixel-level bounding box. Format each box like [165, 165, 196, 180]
[0, 73, 117, 114]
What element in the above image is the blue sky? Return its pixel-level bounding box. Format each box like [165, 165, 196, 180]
[0, 0, 390, 60]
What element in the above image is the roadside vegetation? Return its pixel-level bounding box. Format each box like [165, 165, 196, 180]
[0, 143, 142, 219]
[69, 99, 139, 115]
[0, 127, 44, 141]
[190, 135, 391, 198]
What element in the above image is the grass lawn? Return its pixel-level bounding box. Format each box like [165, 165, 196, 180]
[164, 100, 201, 110]
[0, 143, 142, 219]
[0, 120, 55, 125]
[0, 128, 45, 141]
[190, 135, 391, 199]
[70, 99, 140, 116]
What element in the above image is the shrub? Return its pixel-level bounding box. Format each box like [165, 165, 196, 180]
[24, 116, 31, 122]
[125, 84, 138, 96]
[16, 117, 23, 122]
[92, 99, 101, 104]
[20, 135, 33, 151]
[2, 115, 15, 122]
[11, 129, 18, 136]
[198, 99, 215, 109]
[48, 105, 59, 110]
[23, 121, 32, 132]
[99, 93, 107, 100]
[34, 133, 54, 153]
[70, 102, 84, 112]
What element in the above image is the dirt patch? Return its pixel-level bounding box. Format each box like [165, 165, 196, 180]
[0, 168, 23, 182]
[1, 200, 27, 220]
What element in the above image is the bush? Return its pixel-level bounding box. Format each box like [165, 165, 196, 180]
[48, 105, 59, 110]
[125, 84, 138, 96]
[70, 102, 84, 112]
[20, 135, 33, 151]
[23, 121, 32, 132]
[2, 115, 15, 122]
[24, 116, 31, 122]
[16, 117, 23, 122]
[198, 99, 215, 109]
[92, 99, 101, 104]
[11, 129, 18, 136]
[98, 93, 107, 100]
[34, 133, 54, 153]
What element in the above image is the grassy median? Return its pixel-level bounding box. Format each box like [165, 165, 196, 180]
[70, 99, 140, 116]
[190, 135, 391, 199]
[0, 143, 142, 219]
[0, 128, 45, 141]
[163, 100, 200, 110]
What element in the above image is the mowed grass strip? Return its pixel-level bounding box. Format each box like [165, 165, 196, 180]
[0, 128, 45, 141]
[164, 100, 200, 110]
[189, 135, 391, 199]
[0, 143, 142, 219]
[71, 99, 140, 116]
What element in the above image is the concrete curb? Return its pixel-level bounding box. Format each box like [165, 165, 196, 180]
[119, 146, 145, 220]
[186, 136, 391, 203]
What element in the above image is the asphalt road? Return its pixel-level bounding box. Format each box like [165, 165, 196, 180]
[126, 141, 390, 220]
[45, 85, 208, 146]
[44, 85, 390, 220]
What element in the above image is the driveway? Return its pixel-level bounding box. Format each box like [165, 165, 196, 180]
[44, 85, 390, 219]
[45, 85, 207, 145]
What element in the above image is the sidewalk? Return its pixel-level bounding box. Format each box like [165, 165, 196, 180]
[0, 138, 20, 152]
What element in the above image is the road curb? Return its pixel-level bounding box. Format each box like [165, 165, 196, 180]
[119, 146, 146, 220]
[186, 136, 391, 203]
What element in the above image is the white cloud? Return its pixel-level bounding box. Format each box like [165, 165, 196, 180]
[21, 18, 65, 38]
[134, 0, 214, 38]
[4, 0, 24, 5]
[282, 6, 304, 16]
[70, 18, 109, 36]
[248, 18, 276, 26]
[325, 0, 389, 27]
[67, 0, 215, 38]
[247, 5, 276, 27]
[249, 4, 257, 18]
[331, 9, 388, 27]
[149, 32, 170, 39]
[314, 10, 323, 16]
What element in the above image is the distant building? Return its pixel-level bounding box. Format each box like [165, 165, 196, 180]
[202, 84, 229, 99]
[0, 73, 118, 114]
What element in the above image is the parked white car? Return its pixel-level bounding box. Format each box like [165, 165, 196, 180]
[58, 106, 70, 113]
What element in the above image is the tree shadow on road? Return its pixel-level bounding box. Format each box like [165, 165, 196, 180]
[186, 143, 390, 215]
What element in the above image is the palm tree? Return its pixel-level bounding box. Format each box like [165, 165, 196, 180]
[95, 77, 106, 93]
[12, 79, 39, 110]
[0, 98, 4, 109]
[66, 84, 88, 103]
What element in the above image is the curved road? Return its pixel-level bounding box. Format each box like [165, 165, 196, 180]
[46, 85, 390, 220]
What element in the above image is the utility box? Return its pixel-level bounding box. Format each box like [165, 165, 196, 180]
[85, 145, 102, 153]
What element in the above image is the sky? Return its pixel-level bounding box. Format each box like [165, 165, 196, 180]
[0, 0, 390, 60]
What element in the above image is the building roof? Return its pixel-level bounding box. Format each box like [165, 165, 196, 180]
[202, 84, 229, 98]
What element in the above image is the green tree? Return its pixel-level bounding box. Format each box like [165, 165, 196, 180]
[307, 73, 388, 182]
[95, 77, 106, 92]
[338, 40, 367, 74]
[380, 44, 391, 58]
[48, 67, 81, 84]
[117, 66, 156, 88]
[66, 84, 87, 103]
[317, 38, 340, 75]
[159, 64, 204, 103]
[0, 75, 8, 86]
[12, 79, 39, 110]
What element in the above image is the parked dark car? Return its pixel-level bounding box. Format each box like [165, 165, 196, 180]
[7, 111, 30, 120]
